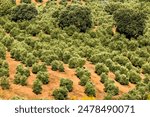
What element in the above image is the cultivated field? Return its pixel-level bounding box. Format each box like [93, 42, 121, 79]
[0, 0, 150, 100]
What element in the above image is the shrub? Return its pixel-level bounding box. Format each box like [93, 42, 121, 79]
[100, 73, 108, 84]
[25, 53, 37, 67]
[115, 71, 129, 85]
[113, 8, 147, 38]
[60, 78, 73, 92]
[104, 80, 119, 96]
[79, 75, 90, 86]
[10, 27, 22, 37]
[127, 40, 139, 51]
[125, 62, 133, 70]
[3, 22, 18, 33]
[52, 87, 68, 100]
[41, 54, 59, 65]
[26, 24, 41, 36]
[32, 63, 47, 74]
[75, 67, 90, 79]
[0, 59, 9, 77]
[95, 63, 109, 75]
[58, 63, 64, 72]
[0, 0, 13, 16]
[90, 52, 111, 64]
[1, 36, 14, 50]
[144, 74, 150, 84]
[32, 79, 42, 95]
[0, 77, 10, 90]
[130, 56, 145, 68]
[16, 64, 30, 77]
[84, 81, 96, 97]
[0, 68, 9, 77]
[68, 57, 85, 68]
[62, 51, 71, 64]
[58, 5, 92, 32]
[14, 73, 28, 86]
[113, 55, 130, 66]
[11, 4, 38, 21]
[10, 47, 28, 61]
[51, 60, 64, 72]
[64, 25, 79, 36]
[36, 71, 49, 84]
[142, 63, 150, 74]
[127, 70, 141, 84]
[0, 42, 6, 59]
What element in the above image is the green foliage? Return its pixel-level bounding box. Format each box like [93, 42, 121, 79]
[36, 71, 49, 84]
[68, 57, 85, 68]
[62, 51, 71, 64]
[32, 79, 42, 95]
[100, 73, 108, 84]
[90, 52, 111, 64]
[52, 87, 68, 100]
[0, 77, 10, 90]
[127, 40, 139, 51]
[32, 63, 47, 74]
[26, 24, 41, 36]
[113, 55, 130, 66]
[0, 59, 9, 77]
[95, 63, 109, 75]
[3, 22, 18, 33]
[1, 35, 14, 50]
[16, 64, 30, 77]
[0, 42, 6, 59]
[10, 27, 22, 37]
[105, 2, 122, 15]
[41, 54, 59, 65]
[75, 67, 91, 79]
[113, 8, 147, 38]
[104, 80, 119, 96]
[84, 81, 96, 97]
[11, 4, 38, 21]
[51, 60, 64, 72]
[60, 78, 73, 92]
[0, 0, 13, 16]
[79, 75, 90, 86]
[115, 71, 129, 85]
[64, 25, 79, 36]
[58, 5, 92, 32]
[25, 53, 37, 67]
[142, 63, 150, 74]
[14, 73, 28, 86]
[128, 70, 141, 84]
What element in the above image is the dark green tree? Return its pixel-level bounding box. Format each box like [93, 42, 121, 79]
[11, 3, 38, 21]
[113, 8, 147, 38]
[58, 5, 92, 32]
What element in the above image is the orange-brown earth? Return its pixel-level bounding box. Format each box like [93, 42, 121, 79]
[0, 52, 137, 100]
